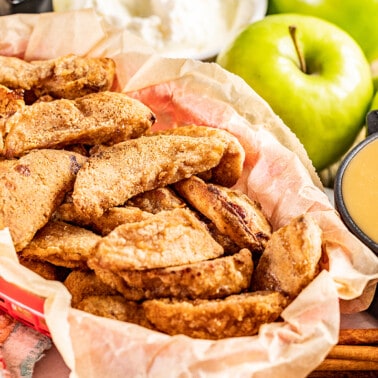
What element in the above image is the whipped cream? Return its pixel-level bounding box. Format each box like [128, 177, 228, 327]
[53, 0, 267, 59]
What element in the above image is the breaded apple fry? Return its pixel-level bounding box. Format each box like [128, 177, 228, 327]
[72, 134, 228, 218]
[20, 220, 101, 269]
[64, 270, 118, 307]
[2, 91, 156, 158]
[0, 149, 87, 251]
[76, 295, 155, 330]
[18, 256, 70, 282]
[143, 291, 288, 340]
[252, 214, 322, 300]
[86, 264, 146, 301]
[156, 125, 245, 187]
[0, 84, 25, 150]
[111, 248, 253, 300]
[55, 203, 153, 236]
[89, 208, 224, 271]
[175, 175, 272, 253]
[0, 54, 115, 99]
[126, 187, 186, 213]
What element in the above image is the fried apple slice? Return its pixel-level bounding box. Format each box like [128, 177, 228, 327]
[126, 187, 186, 214]
[18, 256, 70, 282]
[54, 202, 153, 236]
[0, 54, 115, 99]
[0, 158, 17, 175]
[156, 125, 245, 187]
[113, 248, 253, 300]
[89, 208, 224, 271]
[72, 134, 227, 218]
[252, 214, 322, 300]
[87, 264, 146, 301]
[0, 149, 86, 251]
[19, 220, 101, 269]
[0, 84, 24, 117]
[64, 270, 118, 307]
[3, 91, 156, 158]
[175, 175, 272, 253]
[0, 85, 25, 150]
[76, 295, 155, 330]
[143, 291, 288, 340]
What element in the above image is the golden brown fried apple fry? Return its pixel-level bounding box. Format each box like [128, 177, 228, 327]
[76, 295, 155, 330]
[126, 187, 186, 214]
[252, 214, 322, 300]
[89, 208, 224, 270]
[0, 158, 17, 175]
[156, 125, 245, 187]
[0, 85, 25, 150]
[0, 149, 86, 251]
[20, 220, 101, 269]
[143, 291, 288, 340]
[64, 270, 118, 307]
[175, 176, 272, 253]
[18, 256, 69, 282]
[55, 203, 153, 236]
[87, 264, 146, 301]
[0, 54, 115, 99]
[0, 85, 24, 116]
[3, 91, 156, 158]
[115, 248, 253, 300]
[72, 134, 227, 218]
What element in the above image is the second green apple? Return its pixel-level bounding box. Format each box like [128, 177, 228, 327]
[216, 14, 373, 171]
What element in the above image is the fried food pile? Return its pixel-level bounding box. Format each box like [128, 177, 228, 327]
[0, 54, 324, 340]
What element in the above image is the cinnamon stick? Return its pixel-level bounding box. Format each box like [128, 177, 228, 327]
[327, 345, 378, 362]
[339, 329, 378, 345]
[316, 358, 378, 371]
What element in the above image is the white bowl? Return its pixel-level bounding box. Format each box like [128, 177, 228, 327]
[53, 0, 268, 60]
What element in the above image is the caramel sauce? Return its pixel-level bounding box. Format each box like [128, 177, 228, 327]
[342, 138, 378, 243]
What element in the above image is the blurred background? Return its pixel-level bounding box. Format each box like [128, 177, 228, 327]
[0, 0, 52, 14]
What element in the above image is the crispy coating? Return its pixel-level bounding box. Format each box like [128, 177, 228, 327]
[204, 220, 240, 255]
[0, 149, 86, 251]
[114, 248, 253, 300]
[89, 208, 224, 271]
[18, 255, 70, 281]
[76, 295, 155, 330]
[20, 220, 101, 269]
[64, 270, 118, 307]
[0, 85, 24, 117]
[0, 158, 17, 175]
[126, 187, 186, 214]
[86, 207, 153, 236]
[143, 291, 288, 340]
[88, 264, 146, 301]
[72, 134, 227, 218]
[2, 91, 156, 158]
[0, 54, 115, 99]
[157, 125, 245, 187]
[54, 202, 153, 235]
[0, 85, 25, 150]
[175, 176, 272, 253]
[252, 214, 322, 300]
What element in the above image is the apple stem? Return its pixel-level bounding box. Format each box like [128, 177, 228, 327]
[289, 25, 307, 74]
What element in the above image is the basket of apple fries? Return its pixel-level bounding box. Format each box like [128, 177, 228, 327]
[0, 9, 377, 378]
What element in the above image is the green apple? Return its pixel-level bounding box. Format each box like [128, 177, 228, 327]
[370, 91, 378, 111]
[216, 14, 374, 171]
[268, 0, 378, 64]
[267, 0, 378, 91]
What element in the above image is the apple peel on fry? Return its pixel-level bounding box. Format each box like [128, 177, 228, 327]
[0, 9, 377, 378]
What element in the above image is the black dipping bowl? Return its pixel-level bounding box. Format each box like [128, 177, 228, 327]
[334, 110, 378, 256]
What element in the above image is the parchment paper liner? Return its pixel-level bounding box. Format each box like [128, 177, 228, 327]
[0, 9, 377, 377]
